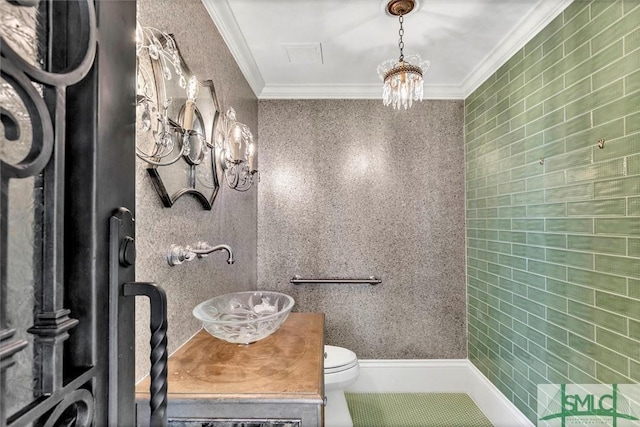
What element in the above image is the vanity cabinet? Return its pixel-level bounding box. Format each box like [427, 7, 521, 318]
[135, 313, 325, 427]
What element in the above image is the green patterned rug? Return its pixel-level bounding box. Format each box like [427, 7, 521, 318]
[345, 393, 494, 427]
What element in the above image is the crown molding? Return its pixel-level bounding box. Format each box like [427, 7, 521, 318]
[203, 0, 572, 101]
[259, 83, 465, 100]
[201, 0, 265, 96]
[460, 0, 573, 98]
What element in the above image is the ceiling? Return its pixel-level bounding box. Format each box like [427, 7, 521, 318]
[202, 0, 572, 100]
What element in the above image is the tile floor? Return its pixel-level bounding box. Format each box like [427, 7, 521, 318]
[345, 393, 493, 427]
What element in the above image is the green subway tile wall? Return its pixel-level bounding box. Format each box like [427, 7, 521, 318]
[464, 0, 640, 422]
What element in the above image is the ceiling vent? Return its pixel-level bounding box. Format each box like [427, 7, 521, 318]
[283, 43, 323, 64]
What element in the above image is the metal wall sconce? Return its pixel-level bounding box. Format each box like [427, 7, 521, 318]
[136, 23, 259, 205]
[136, 24, 221, 209]
[215, 107, 259, 192]
[136, 24, 259, 206]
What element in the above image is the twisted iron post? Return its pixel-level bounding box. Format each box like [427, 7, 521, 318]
[124, 282, 168, 427]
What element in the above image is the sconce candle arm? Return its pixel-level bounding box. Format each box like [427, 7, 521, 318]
[167, 242, 234, 266]
[136, 99, 191, 166]
[223, 166, 259, 192]
[136, 117, 210, 167]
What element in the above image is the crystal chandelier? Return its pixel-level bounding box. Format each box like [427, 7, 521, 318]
[377, 0, 429, 110]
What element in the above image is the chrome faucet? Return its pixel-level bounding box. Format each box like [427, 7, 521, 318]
[167, 242, 234, 266]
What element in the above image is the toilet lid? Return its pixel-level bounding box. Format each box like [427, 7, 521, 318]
[325, 358, 358, 374]
[324, 345, 357, 370]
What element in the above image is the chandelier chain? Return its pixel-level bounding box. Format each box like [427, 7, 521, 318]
[398, 15, 405, 62]
[379, 0, 428, 110]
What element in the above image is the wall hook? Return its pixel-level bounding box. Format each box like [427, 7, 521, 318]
[597, 138, 605, 149]
[539, 157, 544, 165]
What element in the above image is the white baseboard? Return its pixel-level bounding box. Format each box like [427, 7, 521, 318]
[466, 362, 534, 427]
[346, 359, 471, 393]
[345, 359, 534, 427]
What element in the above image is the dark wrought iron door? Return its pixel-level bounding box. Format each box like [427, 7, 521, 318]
[1, 0, 139, 425]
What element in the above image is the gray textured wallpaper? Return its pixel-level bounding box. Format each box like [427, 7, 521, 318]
[135, 0, 258, 380]
[257, 100, 467, 359]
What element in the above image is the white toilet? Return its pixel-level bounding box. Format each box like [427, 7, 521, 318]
[324, 345, 360, 427]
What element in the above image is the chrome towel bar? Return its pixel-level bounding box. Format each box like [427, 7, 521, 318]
[290, 275, 381, 285]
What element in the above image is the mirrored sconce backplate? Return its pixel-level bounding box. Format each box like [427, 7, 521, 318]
[136, 26, 220, 210]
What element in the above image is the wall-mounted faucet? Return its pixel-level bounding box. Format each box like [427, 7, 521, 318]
[167, 242, 234, 266]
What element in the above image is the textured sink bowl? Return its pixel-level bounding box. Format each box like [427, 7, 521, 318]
[193, 291, 295, 344]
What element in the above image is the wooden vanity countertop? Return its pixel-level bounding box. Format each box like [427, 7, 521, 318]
[136, 312, 325, 402]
